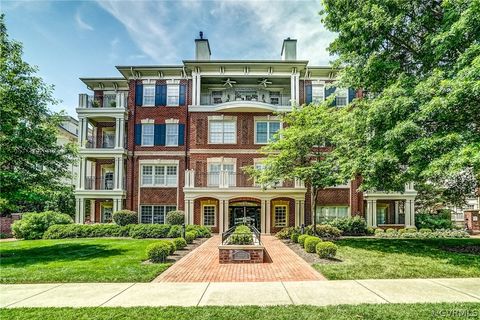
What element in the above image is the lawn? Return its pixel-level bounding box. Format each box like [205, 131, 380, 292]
[1, 303, 479, 320]
[0, 238, 171, 283]
[314, 238, 480, 280]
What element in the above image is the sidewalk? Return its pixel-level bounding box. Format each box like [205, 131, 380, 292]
[1, 278, 479, 308]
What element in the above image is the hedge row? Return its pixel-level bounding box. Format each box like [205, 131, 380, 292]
[43, 223, 211, 239]
[375, 228, 469, 239]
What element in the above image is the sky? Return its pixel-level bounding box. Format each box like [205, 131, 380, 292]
[2, 0, 336, 117]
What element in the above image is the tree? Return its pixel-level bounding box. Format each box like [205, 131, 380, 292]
[321, 0, 480, 206]
[245, 102, 343, 232]
[0, 14, 76, 214]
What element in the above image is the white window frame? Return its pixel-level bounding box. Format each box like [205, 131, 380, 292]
[167, 84, 179, 107]
[335, 88, 349, 107]
[208, 119, 237, 144]
[312, 84, 325, 103]
[141, 164, 178, 187]
[207, 158, 236, 187]
[274, 204, 288, 227]
[141, 123, 154, 146]
[165, 123, 179, 147]
[254, 120, 281, 144]
[140, 205, 177, 224]
[316, 206, 350, 223]
[202, 204, 216, 227]
[142, 84, 155, 107]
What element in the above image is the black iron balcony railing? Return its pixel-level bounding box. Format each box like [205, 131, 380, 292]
[78, 93, 128, 109]
[84, 176, 126, 190]
[85, 134, 126, 149]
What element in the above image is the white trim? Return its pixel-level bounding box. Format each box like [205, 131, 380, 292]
[165, 123, 179, 147]
[208, 115, 237, 121]
[208, 117, 237, 144]
[140, 163, 178, 188]
[140, 119, 155, 124]
[166, 79, 180, 85]
[141, 123, 154, 146]
[142, 84, 155, 107]
[254, 118, 282, 145]
[201, 202, 217, 227]
[139, 159, 180, 165]
[142, 79, 156, 85]
[165, 118, 179, 124]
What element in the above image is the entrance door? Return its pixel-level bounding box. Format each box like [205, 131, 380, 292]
[229, 203, 261, 231]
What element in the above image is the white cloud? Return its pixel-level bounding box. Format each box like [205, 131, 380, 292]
[75, 11, 94, 31]
[97, 0, 336, 65]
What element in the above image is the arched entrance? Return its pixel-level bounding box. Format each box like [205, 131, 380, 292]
[229, 198, 261, 231]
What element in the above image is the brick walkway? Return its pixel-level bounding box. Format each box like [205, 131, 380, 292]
[153, 235, 325, 282]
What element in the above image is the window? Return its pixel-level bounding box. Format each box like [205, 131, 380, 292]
[165, 124, 179, 146]
[167, 85, 179, 106]
[207, 162, 235, 186]
[255, 121, 281, 144]
[335, 88, 348, 107]
[209, 120, 236, 144]
[141, 165, 177, 187]
[274, 205, 288, 227]
[140, 205, 176, 224]
[101, 205, 113, 223]
[203, 205, 216, 226]
[316, 206, 349, 223]
[143, 85, 155, 106]
[141, 124, 154, 146]
[312, 84, 325, 103]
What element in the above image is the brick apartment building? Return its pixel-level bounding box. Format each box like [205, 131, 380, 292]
[74, 35, 417, 233]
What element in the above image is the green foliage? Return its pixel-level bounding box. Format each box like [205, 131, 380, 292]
[304, 236, 322, 253]
[146, 241, 172, 263]
[12, 211, 72, 239]
[185, 231, 197, 244]
[165, 210, 185, 225]
[167, 225, 182, 238]
[112, 210, 138, 226]
[172, 237, 187, 250]
[416, 211, 454, 230]
[327, 216, 368, 236]
[129, 224, 172, 239]
[43, 223, 130, 239]
[316, 241, 338, 259]
[306, 224, 341, 240]
[0, 15, 76, 214]
[375, 229, 469, 239]
[290, 232, 299, 243]
[275, 227, 300, 239]
[229, 225, 253, 245]
[320, 0, 480, 203]
[186, 225, 211, 238]
[298, 234, 309, 248]
[166, 241, 176, 255]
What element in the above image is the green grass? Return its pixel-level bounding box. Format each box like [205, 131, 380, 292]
[1, 303, 479, 320]
[0, 238, 171, 283]
[314, 238, 480, 280]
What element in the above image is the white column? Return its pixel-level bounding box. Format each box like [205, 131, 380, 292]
[79, 117, 88, 148]
[404, 199, 415, 227]
[114, 156, 124, 190]
[290, 73, 296, 106]
[295, 73, 300, 105]
[113, 198, 119, 213]
[366, 200, 373, 227]
[300, 200, 305, 225]
[223, 200, 229, 233]
[295, 200, 301, 227]
[90, 200, 95, 223]
[219, 199, 224, 233]
[75, 197, 85, 224]
[189, 200, 194, 225]
[372, 200, 377, 227]
[196, 74, 201, 107]
[77, 157, 86, 190]
[265, 199, 271, 234]
[192, 72, 197, 105]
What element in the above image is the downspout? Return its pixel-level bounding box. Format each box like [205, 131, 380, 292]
[129, 75, 137, 210]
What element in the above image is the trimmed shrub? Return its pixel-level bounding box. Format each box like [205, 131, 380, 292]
[327, 216, 368, 236]
[12, 211, 73, 240]
[386, 228, 396, 234]
[129, 224, 171, 239]
[405, 227, 417, 233]
[304, 236, 322, 253]
[146, 241, 171, 263]
[290, 232, 299, 243]
[165, 210, 185, 225]
[375, 229, 469, 239]
[186, 225, 211, 238]
[229, 225, 253, 245]
[316, 241, 338, 259]
[166, 241, 176, 255]
[374, 228, 385, 235]
[419, 228, 432, 233]
[306, 224, 341, 240]
[366, 227, 375, 235]
[43, 224, 130, 239]
[112, 210, 138, 226]
[167, 225, 182, 238]
[275, 227, 300, 239]
[185, 231, 197, 244]
[173, 237, 187, 250]
[298, 234, 309, 248]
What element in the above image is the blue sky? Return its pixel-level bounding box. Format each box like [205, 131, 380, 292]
[3, 0, 336, 117]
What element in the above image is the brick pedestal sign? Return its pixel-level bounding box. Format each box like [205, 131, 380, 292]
[218, 245, 265, 264]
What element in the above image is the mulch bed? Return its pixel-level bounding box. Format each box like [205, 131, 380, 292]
[282, 239, 341, 265]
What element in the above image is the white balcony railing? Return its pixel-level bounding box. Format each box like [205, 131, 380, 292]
[200, 93, 291, 106]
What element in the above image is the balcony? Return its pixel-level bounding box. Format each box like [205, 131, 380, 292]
[184, 170, 304, 189]
[86, 134, 116, 149]
[200, 92, 291, 106]
[85, 176, 126, 190]
[78, 92, 128, 109]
